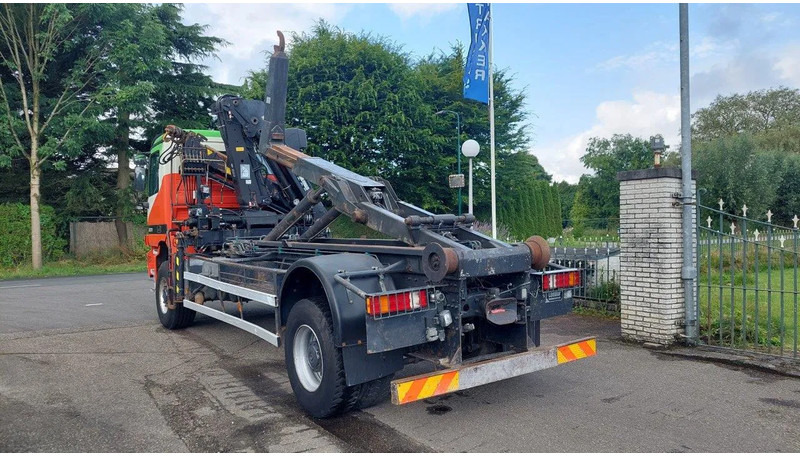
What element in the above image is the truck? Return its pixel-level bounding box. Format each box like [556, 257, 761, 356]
[136, 32, 595, 418]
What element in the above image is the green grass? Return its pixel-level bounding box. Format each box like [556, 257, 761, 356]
[0, 249, 146, 281]
[698, 267, 799, 351]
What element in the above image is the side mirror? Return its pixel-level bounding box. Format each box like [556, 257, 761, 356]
[133, 153, 147, 193]
[134, 165, 146, 193]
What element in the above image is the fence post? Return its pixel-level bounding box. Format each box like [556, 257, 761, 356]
[618, 168, 696, 346]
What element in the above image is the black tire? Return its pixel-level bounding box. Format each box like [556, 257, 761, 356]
[284, 297, 351, 418]
[355, 374, 392, 409]
[341, 374, 392, 412]
[155, 261, 195, 329]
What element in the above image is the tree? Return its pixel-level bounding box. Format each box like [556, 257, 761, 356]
[691, 87, 800, 225]
[0, 4, 102, 269]
[555, 180, 576, 227]
[144, 4, 229, 141]
[693, 87, 800, 144]
[571, 134, 655, 228]
[772, 153, 800, 225]
[693, 135, 782, 220]
[243, 25, 541, 216]
[96, 4, 223, 248]
[415, 46, 539, 217]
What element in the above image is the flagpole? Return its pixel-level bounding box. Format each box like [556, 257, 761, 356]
[488, 5, 497, 239]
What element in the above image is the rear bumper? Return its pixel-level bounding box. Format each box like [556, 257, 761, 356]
[391, 337, 596, 405]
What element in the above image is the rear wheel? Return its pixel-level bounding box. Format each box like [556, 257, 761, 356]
[284, 298, 350, 418]
[285, 297, 395, 417]
[155, 261, 195, 329]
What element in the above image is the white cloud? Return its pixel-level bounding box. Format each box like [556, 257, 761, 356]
[596, 41, 677, 71]
[774, 44, 800, 86]
[388, 3, 459, 23]
[534, 90, 680, 184]
[690, 47, 799, 106]
[595, 37, 736, 73]
[182, 3, 350, 85]
[760, 11, 793, 29]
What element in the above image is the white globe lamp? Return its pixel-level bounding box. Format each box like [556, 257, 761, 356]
[461, 140, 480, 214]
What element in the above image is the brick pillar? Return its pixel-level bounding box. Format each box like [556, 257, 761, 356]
[617, 168, 696, 346]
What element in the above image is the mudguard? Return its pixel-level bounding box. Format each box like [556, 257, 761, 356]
[279, 253, 404, 385]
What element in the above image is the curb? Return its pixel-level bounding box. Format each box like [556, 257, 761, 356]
[650, 345, 800, 379]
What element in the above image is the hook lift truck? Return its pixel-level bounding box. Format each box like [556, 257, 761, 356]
[136, 32, 595, 418]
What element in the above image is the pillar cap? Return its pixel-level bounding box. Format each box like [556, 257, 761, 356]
[617, 167, 698, 182]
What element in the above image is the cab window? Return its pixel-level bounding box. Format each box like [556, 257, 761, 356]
[147, 152, 159, 197]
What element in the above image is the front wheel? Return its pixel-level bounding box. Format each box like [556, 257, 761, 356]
[284, 298, 349, 418]
[155, 261, 195, 329]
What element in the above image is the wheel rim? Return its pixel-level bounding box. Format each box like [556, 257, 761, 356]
[293, 324, 323, 392]
[158, 277, 169, 315]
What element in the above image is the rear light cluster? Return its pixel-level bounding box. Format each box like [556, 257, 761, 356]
[542, 271, 581, 290]
[366, 289, 429, 317]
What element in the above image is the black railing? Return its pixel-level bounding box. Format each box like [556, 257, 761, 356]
[550, 237, 620, 311]
[697, 198, 799, 358]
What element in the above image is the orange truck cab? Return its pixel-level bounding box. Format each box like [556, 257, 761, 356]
[143, 130, 237, 279]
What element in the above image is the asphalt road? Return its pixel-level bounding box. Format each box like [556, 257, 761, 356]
[2, 273, 800, 452]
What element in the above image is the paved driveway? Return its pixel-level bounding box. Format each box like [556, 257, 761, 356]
[1, 274, 799, 451]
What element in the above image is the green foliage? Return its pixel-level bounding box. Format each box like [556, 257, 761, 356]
[693, 135, 782, 219]
[587, 280, 620, 304]
[699, 311, 783, 348]
[0, 4, 224, 260]
[0, 203, 66, 267]
[690, 88, 800, 226]
[555, 181, 577, 227]
[497, 180, 561, 240]
[244, 23, 540, 215]
[773, 154, 800, 224]
[569, 134, 654, 233]
[0, 4, 105, 168]
[693, 87, 800, 143]
[328, 216, 390, 239]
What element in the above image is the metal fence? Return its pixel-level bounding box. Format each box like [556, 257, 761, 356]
[550, 237, 620, 311]
[697, 198, 799, 358]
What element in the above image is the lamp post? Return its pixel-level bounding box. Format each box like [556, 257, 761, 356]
[461, 139, 480, 215]
[435, 109, 462, 214]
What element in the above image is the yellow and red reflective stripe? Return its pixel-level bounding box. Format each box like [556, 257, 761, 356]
[557, 338, 596, 364]
[394, 371, 459, 404]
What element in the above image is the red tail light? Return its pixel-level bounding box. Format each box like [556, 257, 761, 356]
[542, 271, 581, 290]
[366, 290, 429, 316]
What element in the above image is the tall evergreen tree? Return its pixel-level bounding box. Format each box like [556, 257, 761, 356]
[95, 4, 223, 248]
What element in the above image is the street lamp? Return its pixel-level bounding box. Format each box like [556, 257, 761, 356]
[461, 139, 480, 215]
[435, 109, 462, 214]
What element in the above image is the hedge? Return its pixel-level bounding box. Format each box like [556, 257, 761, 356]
[0, 203, 66, 267]
[498, 181, 562, 240]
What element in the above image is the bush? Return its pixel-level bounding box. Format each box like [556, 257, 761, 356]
[0, 203, 67, 267]
[699, 311, 783, 348]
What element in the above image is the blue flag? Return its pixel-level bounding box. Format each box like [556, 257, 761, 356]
[463, 3, 490, 104]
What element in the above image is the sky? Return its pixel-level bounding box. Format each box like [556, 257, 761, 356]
[182, 2, 800, 184]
